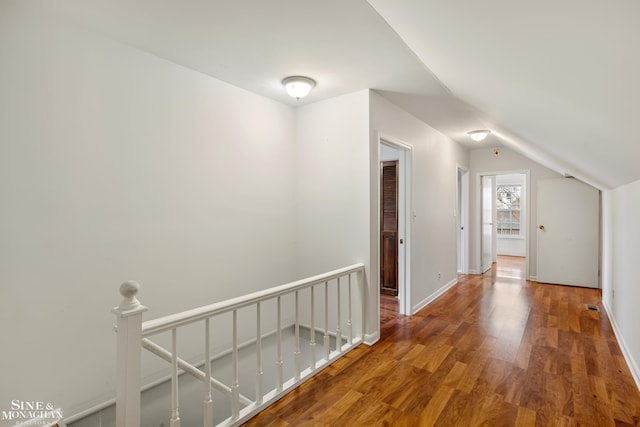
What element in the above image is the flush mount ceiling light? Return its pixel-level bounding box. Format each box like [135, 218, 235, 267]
[467, 130, 491, 142]
[282, 76, 316, 100]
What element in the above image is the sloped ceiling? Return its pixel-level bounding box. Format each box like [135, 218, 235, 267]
[368, 0, 640, 189]
[24, 0, 640, 189]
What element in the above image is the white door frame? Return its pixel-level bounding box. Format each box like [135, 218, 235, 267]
[377, 133, 412, 316]
[457, 165, 470, 274]
[476, 170, 531, 279]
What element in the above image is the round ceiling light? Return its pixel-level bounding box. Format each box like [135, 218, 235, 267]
[282, 76, 316, 100]
[467, 130, 491, 142]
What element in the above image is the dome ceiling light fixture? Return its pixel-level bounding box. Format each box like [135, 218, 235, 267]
[282, 76, 316, 100]
[467, 130, 491, 142]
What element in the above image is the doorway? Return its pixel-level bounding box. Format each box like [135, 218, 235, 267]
[380, 160, 399, 296]
[457, 166, 469, 274]
[478, 171, 530, 279]
[379, 137, 412, 316]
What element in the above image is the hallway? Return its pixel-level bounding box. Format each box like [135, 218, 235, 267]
[495, 255, 526, 280]
[245, 266, 640, 426]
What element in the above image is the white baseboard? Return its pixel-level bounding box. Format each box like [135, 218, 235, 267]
[602, 300, 640, 392]
[412, 278, 457, 315]
[496, 251, 526, 257]
[528, 276, 537, 281]
[364, 331, 380, 346]
[468, 269, 478, 275]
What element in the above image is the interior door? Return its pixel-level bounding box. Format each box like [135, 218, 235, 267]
[457, 167, 470, 274]
[537, 178, 599, 288]
[380, 161, 398, 296]
[481, 176, 495, 273]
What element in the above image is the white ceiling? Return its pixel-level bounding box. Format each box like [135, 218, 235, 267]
[39, 0, 640, 189]
[369, 0, 640, 190]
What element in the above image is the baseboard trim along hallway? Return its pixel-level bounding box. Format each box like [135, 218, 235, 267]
[412, 278, 458, 315]
[602, 299, 640, 391]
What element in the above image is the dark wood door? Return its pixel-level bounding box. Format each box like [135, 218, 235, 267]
[380, 161, 398, 296]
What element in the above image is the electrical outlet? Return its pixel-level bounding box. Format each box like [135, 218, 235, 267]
[438, 272, 442, 279]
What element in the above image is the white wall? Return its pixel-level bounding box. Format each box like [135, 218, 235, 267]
[469, 147, 563, 277]
[295, 90, 371, 338]
[0, 6, 298, 418]
[602, 180, 640, 388]
[370, 92, 469, 315]
[496, 236, 526, 257]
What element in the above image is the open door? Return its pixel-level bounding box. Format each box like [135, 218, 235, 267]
[380, 160, 399, 296]
[481, 175, 495, 273]
[537, 178, 599, 288]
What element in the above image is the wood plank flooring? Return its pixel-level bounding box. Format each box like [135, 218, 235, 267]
[244, 257, 640, 426]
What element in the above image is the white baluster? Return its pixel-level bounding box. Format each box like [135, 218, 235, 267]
[112, 281, 147, 427]
[324, 281, 330, 360]
[170, 328, 181, 427]
[347, 274, 353, 345]
[336, 277, 342, 353]
[231, 310, 240, 420]
[276, 296, 283, 392]
[256, 302, 263, 405]
[309, 285, 316, 370]
[203, 319, 213, 427]
[294, 290, 301, 381]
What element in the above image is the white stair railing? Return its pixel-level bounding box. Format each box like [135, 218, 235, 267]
[112, 264, 366, 427]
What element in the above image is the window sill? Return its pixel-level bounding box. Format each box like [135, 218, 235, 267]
[496, 235, 525, 240]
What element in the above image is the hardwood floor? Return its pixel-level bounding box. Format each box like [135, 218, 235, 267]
[495, 255, 526, 280]
[244, 262, 640, 426]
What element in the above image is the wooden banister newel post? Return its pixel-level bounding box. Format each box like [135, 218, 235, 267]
[112, 281, 148, 427]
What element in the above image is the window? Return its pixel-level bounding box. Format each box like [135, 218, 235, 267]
[497, 185, 521, 236]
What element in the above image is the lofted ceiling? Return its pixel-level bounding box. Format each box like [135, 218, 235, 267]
[34, 0, 640, 190]
[368, 0, 640, 190]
